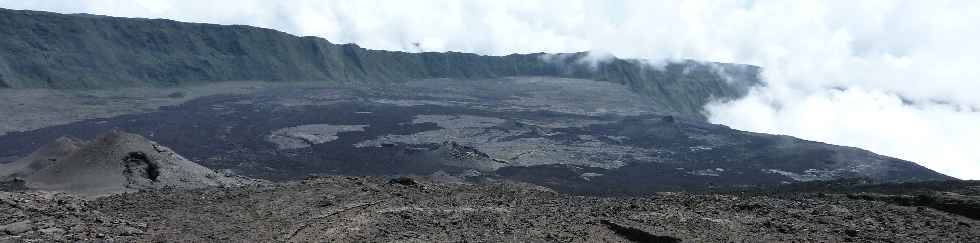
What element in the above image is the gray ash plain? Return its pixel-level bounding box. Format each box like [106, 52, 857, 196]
[0, 77, 951, 195]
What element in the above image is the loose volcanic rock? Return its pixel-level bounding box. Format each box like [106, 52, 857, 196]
[2, 176, 976, 242]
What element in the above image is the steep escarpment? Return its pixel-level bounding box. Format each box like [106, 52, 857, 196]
[0, 8, 759, 118]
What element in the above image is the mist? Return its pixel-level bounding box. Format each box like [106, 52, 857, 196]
[1, 0, 977, 179]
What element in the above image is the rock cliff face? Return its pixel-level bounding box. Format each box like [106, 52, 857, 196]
[0, 8, 759, 118]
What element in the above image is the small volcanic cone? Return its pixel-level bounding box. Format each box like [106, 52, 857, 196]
[4, 131, 256, 198]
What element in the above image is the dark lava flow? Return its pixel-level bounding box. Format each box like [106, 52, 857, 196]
[0, 90, 950, 195]
[0, 92, 619, 182]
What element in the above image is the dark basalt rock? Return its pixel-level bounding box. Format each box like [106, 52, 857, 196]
[166, 92, 185, 98]
[388, 177, 417, 186]
[122, 152, 160, 183]
[0, 178, 26, 192]
[4, 176, 978, 242]
[600, 219, 682, 243]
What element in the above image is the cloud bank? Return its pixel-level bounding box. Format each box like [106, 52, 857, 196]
[2, 0, 978, 179]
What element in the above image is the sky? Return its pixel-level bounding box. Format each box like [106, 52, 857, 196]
[1, 0, 978, 179]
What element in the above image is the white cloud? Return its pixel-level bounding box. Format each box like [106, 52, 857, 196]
[2, 0, 978, 179]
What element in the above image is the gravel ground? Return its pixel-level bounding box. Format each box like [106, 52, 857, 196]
[2, 176, 977, 242]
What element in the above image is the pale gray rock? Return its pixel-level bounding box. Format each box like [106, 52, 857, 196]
[267, 124, 368, 150]
[11, 131, 260, 198]
[1, 220, 32, 235]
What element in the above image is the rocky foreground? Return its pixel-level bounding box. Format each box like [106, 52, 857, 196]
[2, 176, 978, 242]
